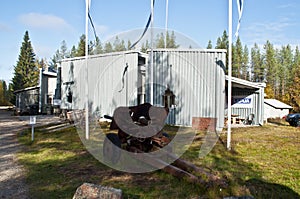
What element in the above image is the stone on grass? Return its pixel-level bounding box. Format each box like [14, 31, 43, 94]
[73, 183, 122, 199]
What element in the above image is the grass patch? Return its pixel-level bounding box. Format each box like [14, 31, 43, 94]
[17, 123, 300, 198]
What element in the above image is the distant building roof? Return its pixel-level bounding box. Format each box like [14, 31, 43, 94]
[42, 70, 57, 77]
[225, 76, 266, 89]
[14, 86, 39, 94]
[264, 99, 292, 109]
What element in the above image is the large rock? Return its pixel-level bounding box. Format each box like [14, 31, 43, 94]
[73, 183, 123, 199]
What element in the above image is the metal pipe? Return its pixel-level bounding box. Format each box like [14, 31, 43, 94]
[227, 0, 232, 150]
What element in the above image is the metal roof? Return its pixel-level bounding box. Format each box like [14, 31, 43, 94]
[14, 86, 39, 94]
[42, 71, 57, 77]
[226, 76, 266, 89]
[264, 99, 292, 109]
[60, 50, 147, 63]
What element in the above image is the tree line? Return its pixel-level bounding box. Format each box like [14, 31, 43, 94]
[48, 31, 179, 70]
[3, 30, 300, 112]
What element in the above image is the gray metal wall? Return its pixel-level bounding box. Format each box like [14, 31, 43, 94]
[60, 51, 147, 117]
[146, 49, 226, 130]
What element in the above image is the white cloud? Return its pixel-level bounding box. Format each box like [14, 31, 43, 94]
[243, 17, 297, 47]
[19, 12, 73, 31]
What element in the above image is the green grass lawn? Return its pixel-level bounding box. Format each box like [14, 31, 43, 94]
[17, 122, 300, 199]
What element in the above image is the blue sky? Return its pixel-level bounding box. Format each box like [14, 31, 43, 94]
[1, 0, 300, 84]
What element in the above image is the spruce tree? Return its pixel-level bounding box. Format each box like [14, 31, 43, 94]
[76, 34, 86, 56]
[70, 45, 77, 58]
[12, 31, 38, 92]
[215, 30, 229, 69]
[206, 40, 213, 49]
[93, 36, 103, 54]
[104, 42, 113, 53]
[0, 81, 4, 105]
[156, 33, 165, 48]
[264, 40, 278, 98]
[233, 37, 243, 78]
[289, 49, 300, 111]
[250, 43, 264, 82]
[242, 45, 249, 80]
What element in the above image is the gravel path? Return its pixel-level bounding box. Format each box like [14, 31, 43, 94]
[0, 110, 29, 198]
[0, 109, 62, 198]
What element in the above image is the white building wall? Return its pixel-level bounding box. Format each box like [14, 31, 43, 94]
[147, 49, 226, 130]
[60, 51, 146, 117]
[264, 104, 289, 119]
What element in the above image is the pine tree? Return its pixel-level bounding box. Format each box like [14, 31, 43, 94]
[250, 43, 264, 82]
[93, 36, 103, 55]
[113, 36, 126, 52]
[141, 40, 150, 53]
[241, 45, 249, 80]
[232, 37, 243, 78]
[215, 30, 229, 69]
[264, 40, 279, 98]
[60, 40, 69, 59]
[207, 40, 213, 49]
[2, 80, 7, 103]
[166, 31, 179, 48]
[12, 31, 38, 92]
[156, 33, 165, 48]
[0, 81, 4, 105]
[215, 30, 228, 49]
[7, 83, 14, 105]
[104, 42, 113, 53]
[289, 49, 300, 111]
[279, 45, 293, 101]
[49, 49, 61, 70]
[70, 45, 77, 58]
[127, 40, 132, 50]
[76, 34, 86, 56]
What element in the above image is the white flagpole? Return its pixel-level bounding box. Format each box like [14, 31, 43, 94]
[165, 0, 169, 48]
[150, 0, 154, 105]
[85, 0, 90, 140]
[227, 0, 232, 150]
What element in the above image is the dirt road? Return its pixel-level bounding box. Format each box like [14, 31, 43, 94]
[0, 109, 62, 198]
[0, 110, 29, 198]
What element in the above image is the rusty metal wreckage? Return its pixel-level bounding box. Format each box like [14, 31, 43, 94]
[102, 103, 226, 188]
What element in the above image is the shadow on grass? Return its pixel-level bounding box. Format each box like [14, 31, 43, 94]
[246, 178, 300, 199]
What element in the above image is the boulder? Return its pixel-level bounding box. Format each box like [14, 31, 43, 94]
[73, 183, 122, 199]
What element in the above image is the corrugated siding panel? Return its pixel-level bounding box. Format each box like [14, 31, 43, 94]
[147, 49, 226, 129]
[231, 88, 264, 125]
[61, 52, 140, 117]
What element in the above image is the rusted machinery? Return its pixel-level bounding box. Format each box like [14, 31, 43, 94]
[103, 103, 225, 187]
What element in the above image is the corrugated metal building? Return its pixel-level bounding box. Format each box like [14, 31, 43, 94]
[14, 69, 57, 115]
[147, 49, 226, 130]
[14, 86, 39, 115]
[60, 49, 267, 130]
[60, 51, 148, 116]
[226, 76, 265, 125]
